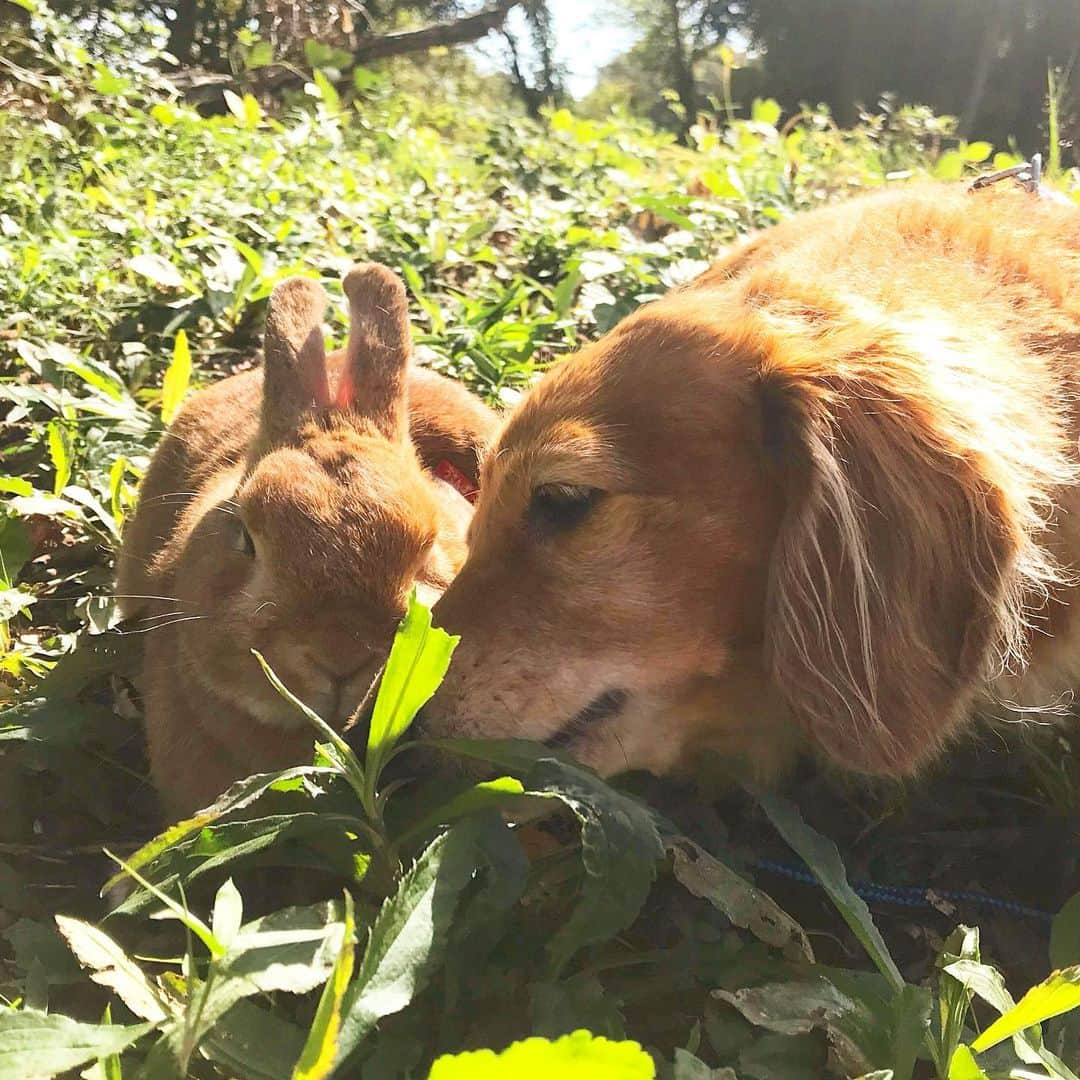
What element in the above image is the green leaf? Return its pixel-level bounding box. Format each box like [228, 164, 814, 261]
[211, 878, 243, 950]
[54, 916, 168, 1023]
[46, 421, 72, 495]
[366, 592, 458, 783]
[550, 108, 574, 132]
[673, 1048, 732, 1078]
[102, 765, 337, 892]
[397, 776, 527, 844]
[128, 253, 185, 289]
[888, 984, 929, 1080]
[199, 1000, 306, 1080]
[427, 1030, 655, 1078]
[223, 89, 246, 122]
[245, 41, 274, 70]
[105, 849, 224, 960]
[108, 456, 127, 525]
[0, 515, 31, 588]
[934, 150, 966, 180]
[634, 194, 696, 231]
[218, 901, 346, 997]
[312, 70, 340, 115]
[1052, 893, 1080, 968]
[80, 1004, 123, 1080]
[0, 587, 35, 622]
[352, 67, 380, 92]
[0, 1011, 153, 1078]
[699, 168, 744, 200]
[292, 893, 356, 1080]
[943, 958, 1078, 1077]
[526, 759, 663, 976]
[971, 966, 1080, 1053]
[531, 974, 626, 1042]
[401, 263, 446, 334]
[160, 329, 191, 424]
[91, 67, 129, 96]
[334, 821, 484, 1063]
[758, 794, 903, 990]
[935, 926, 981, 1078]
[947, 1045, 988, 1080]
[223, 90, 261, 128]
[963, 141, 993, 163]
[751, 97, 782, 127]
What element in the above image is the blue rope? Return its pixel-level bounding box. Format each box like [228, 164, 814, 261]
[749, 856, 1055, 924]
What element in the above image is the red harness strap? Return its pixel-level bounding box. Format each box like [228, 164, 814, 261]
[434, 459, 480, 504]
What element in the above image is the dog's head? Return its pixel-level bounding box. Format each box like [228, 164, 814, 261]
[421, 271, 1064, 780]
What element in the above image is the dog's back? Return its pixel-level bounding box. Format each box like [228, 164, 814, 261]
[692, 184, 1080, 718]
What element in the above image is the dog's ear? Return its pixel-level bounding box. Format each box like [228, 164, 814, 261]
[758, 328, 1054, 776]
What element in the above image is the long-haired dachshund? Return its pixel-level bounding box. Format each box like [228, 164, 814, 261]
[419, 183, 1080, 784]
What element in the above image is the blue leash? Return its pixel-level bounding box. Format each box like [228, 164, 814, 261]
[750, 856, 1055, 924]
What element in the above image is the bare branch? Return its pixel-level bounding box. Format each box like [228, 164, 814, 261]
[352, 0, 522, 65]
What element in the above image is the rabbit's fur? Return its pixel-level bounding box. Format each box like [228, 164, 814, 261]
[117, 265, 497, 818]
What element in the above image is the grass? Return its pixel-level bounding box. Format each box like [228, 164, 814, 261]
[1, 3, 1079, 1077]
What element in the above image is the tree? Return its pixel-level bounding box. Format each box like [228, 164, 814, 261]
[46, 0, 524, 75]
[746, 0, 1080, 156]
[501, 0, 563, 117]
[590, 1, 746, 139]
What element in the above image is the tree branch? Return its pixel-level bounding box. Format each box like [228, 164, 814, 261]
[352, 0, 522, 64]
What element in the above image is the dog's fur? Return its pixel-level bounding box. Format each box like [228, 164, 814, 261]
[117, 266, 497, 816]
[420, 183, 1080, 783]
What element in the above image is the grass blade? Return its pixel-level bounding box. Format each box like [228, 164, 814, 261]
[160, 329, 192, 424]
[291, 893, 356, 1080]
[758, 793, 903, 991]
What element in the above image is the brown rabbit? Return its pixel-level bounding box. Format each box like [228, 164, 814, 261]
[116, 264, 498, 818]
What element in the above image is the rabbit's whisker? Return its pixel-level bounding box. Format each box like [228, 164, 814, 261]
[103, 593, 187, 604]
[117, 615, 209, 635]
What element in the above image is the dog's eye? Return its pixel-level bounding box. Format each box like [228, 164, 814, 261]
[233, 520, 256, 558]
[528, 484, 604, 534]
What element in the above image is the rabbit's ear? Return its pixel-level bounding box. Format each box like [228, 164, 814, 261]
[261, 277, 331, 443]
[338, 263, 411, 440]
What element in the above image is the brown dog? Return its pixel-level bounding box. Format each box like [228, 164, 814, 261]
[420, 183, 1080, 784]
[117, 265, 497, 816]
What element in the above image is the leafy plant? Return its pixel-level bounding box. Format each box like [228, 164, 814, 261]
[2, 5, 1078, 1078]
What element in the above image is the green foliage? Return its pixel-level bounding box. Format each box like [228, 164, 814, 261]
[428, 1029, 655, 1078]
[2, 7, 1078, 1080]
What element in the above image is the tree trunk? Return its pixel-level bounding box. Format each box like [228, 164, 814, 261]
[960, 0, 1007, 137]
[502, 29, 544, 118]
[666, 0, 697, 142]
[166, 0, 200, 65]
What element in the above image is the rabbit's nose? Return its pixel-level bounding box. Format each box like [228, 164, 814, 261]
[306, 653, 372, 686]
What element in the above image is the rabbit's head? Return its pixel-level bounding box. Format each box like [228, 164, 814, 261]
[170, 265, 471, 730]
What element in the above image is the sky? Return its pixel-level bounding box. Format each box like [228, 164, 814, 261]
[472, 0, 641, 98]
[544, 0, 639, 96]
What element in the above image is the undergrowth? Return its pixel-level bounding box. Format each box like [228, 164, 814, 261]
[1, 3, 1078, 1077]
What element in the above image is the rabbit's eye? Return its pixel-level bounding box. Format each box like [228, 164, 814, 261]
[234, 520, 256, 558]
[528, 484, 604, 536]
